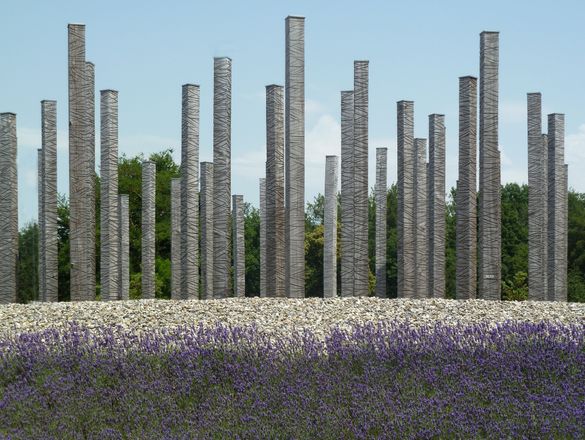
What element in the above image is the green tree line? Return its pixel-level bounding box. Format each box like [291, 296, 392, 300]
[16, 149, 585, 302]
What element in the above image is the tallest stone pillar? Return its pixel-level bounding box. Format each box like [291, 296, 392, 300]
[213, 57, 232, 299]
[285, 16, 305, 298]
[478, 31, 501, 300]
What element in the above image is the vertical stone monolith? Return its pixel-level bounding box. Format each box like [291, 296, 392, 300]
[340, 90, 354, 297]
[38, 148, 45, 301]
[266, 85, 286, 298]
[232, 195, 245, 298]
[259, 178, 266, 297]
[0, 113, 18, 304]
[375, 148, 387, 298]
[456, 76, 478, 300]
[478, 31, 501, 300]
[201, 162, 214, 299]
[213, 57, 232, 299]
[141, 161, 156, 299]
[118, 194, 129, 300]
[323, 155, 339, 298]
[171, 178, 182, 300]
[414, 138, 428, 298]
[285, 16, 305, 298]
[181, 84, 199, 300]
[86, 61, 96, 301]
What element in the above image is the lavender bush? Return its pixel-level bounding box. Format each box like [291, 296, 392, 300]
[0, 321, 583, 439]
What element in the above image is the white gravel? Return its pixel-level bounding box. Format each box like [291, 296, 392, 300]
[1, 297, 584, 340]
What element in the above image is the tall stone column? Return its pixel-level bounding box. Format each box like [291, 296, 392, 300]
[375, 148, 387, 298]
[397, 100, 415, 298]
[68, 23, 89, 301]
[527, 93, 547, 300]
[100, 90, 119, 301]
[141, 161, 156, 299]
[428, 114, 446, 298]
[547, 114, 567, 301]
[340, 90, 354, 297]
[456, 76, 477, 300]
[0, 113, 18, 304]
[259, 178, 266, 297]
[323, 155, 339, 298]
[213, 57, 232, 299]
[171, 178, 182, 300]
[285, 16, 305, 298]
[86, 61, 96, 301]
[42, 100, 58, 302]
[200, 162, 214, 299]
[414, 138, 428, 298]
[266, 85, 286, 298]
[478, 31, 501, 300]
[38, 148, 45, 301]
[354, 60, 369, 297]
[232, 195, 246, 297]
[118, 194, 129, 300]
[181, 84, 199, 300]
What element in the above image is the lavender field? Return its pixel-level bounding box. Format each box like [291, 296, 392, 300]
[0, 321, 583, 439]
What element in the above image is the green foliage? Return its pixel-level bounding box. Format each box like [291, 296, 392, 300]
[445, 188, 457, 299]
[501, 183, 528, 283]
[17, 222, 39, 303]
[567, 269, 585, 303]
[502, 271, 528, 301]
[244, 203, 260, 296]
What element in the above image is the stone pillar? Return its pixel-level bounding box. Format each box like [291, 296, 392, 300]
[232, 195, 245, 298]
[375, 148, 387, 298]
[527, 93, 547, 301]
[68, 23, 89, 301]
[478, 31, 501, 300]
[428, 114, 446, 298]
[200, 162, 214, 299]
[100, 90, 119, 301]
[547, 114, 567, 301]
[141, 161, 156, 299]
[118, 194, 129, 300]
[86, 61, 96, 301]
[285, 16, 305, 298]
[181, 84, 199, 300]
[171, 178, 182, 300]
[259, 178, 266, 297]
[323, 155, 339, 298]
[340, 90, 354, 298]
[414, 138, 428, 298]
[456, 76, 478, 300]
[42, 101, 58, 302]
[397, 100, 415, 298]
[38, 148, 45, 301]
[353, 60, 369, 297]
[0, 113, 18, 304]
[213, 57, 232, 299]
[266, 85, 286, 298]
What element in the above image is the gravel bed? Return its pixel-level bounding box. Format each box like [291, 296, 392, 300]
[1, 297, 584, 340]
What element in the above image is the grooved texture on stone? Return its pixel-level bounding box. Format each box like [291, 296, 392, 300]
[414, 138, 428, 299]
[353, 61, 369, 297]
[100, 90, 119, 301]
[0, 113, 18, 304]
[86, 61, 96, 301]
[527, 93, 547, 301]
[456, 77, 478, 300]
[285, 16, 305, 298]
[38, 149, 45, 301]
[428, 114, 446, 298]
[397, 100, 415, 298]
[213, 58, 232, 299]
[266, 85, 285, 298]
[232, 195, 245, 298]
[200, 162, 214, 300]
[340, 91, 355, 298]
[375, 148, 387, 298]
[260, 178, 266, 297]
[141, 161, 156, 299]
[42, 101, 58, 302]
[478, 31, 501, 300]
[171, 178, 182, 300]
[324, 155, 339, 298]
[118, 194, 129, 301]
[547, 114, 567, 301]
[181, 84, 199, 300]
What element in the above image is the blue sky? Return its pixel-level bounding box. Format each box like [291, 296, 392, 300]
[2, 0, 585, 227]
